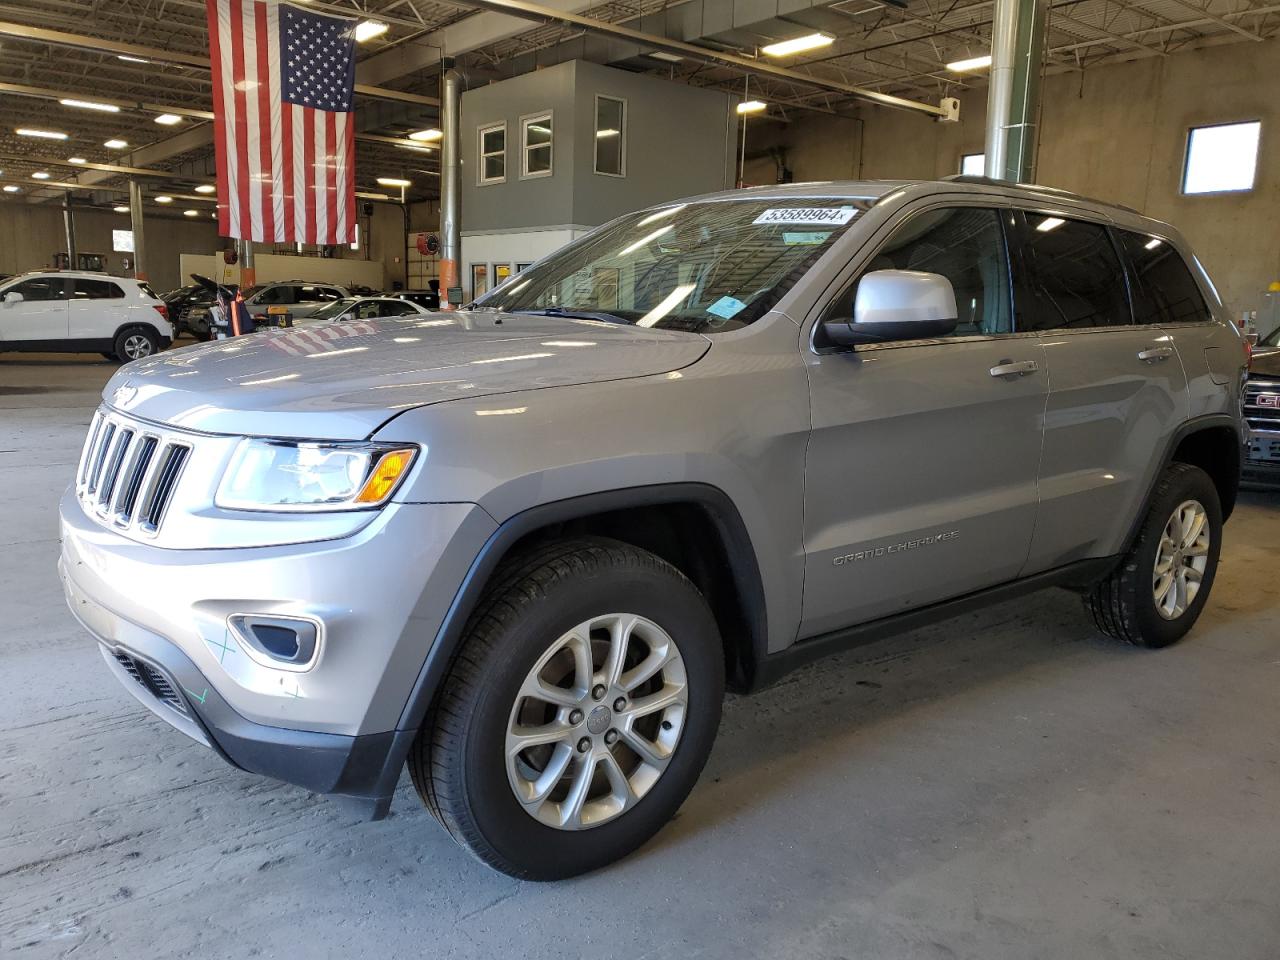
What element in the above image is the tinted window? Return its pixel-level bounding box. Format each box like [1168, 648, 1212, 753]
[1015, 213, 1129, 331]
[72, 279, 125, 300]
[297, 286, 342, 303]
[1116, 231, 1212, 324]
[9, 277, 68, 301]
[830, 207, 1013, 337]
[254, 285, 294, 305]
[378, 301, 418, 317]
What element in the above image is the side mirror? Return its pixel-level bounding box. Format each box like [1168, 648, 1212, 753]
[823, 269, 958, 346]
[2, 291, 23, 306]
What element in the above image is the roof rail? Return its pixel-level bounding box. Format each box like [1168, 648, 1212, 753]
[939, 174, 1141, 215]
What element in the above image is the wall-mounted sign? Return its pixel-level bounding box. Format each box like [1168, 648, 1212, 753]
[112, 229, 135, 253]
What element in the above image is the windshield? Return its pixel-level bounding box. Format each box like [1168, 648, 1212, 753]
[1261, 326, 1280, 348]
[310, 298, 357, 321]
[475, 198, 871, 333]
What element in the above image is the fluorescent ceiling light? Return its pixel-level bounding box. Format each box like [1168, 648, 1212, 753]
[113, 205, 129, 212]
[1144, 237, 1162, 250]
[354, 20, 388, 42]
[356, 191, 391, 200]
[117, 54, 149, 63]
[69, 156, 86, 164]
[3, 185, 19, 193]
[195, 184, 216, 194]
[16, 128, 67, 140]
[376, 177, 411, 187]
[761, 33, 834, 57]
[946, 54, 992, 72]
[60, 98, 120, 113]
[104, 138, 128, 149]
[155, 195, 173, 203]
[408, 128, 442, 141]
[649, 51, 683, 63]
[183, 209, 199, 216]
[736, 100, 767, 115]
[154, 114, 182, 125]
[1036, 216, 1065, 233]
[31, 171, 50, 179]
[596, 128, 620, 138]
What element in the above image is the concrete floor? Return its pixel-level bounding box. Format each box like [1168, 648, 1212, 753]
[3, 353, 1280, 960]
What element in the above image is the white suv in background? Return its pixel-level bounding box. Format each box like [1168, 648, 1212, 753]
[0, 272, 174, 361]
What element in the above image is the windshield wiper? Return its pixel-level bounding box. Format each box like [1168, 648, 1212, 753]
[511, 307, 633, 326]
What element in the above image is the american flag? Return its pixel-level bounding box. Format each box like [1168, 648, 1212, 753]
[206, 0, 357, 245]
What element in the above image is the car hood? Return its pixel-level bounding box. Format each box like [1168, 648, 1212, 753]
[102, 311, 711, 439]
[1250, 345, 1280, 379]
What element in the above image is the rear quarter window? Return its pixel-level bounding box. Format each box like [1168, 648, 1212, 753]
[1115, 230, 1212, 324]
[72, 279, 125, 300]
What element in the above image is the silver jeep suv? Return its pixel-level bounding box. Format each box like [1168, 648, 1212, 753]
[59, 178, 1247, 879]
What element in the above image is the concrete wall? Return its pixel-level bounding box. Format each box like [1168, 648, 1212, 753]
[745, 39, 1280, 316]
[0, 201, 219, 292]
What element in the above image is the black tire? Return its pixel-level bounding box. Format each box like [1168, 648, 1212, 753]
[410, 536, 724, 880]
[1085, 462, 1222, 648]
[113, 327, 159, 363]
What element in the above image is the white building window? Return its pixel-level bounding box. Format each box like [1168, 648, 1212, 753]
[522, 112, 553, 178]
[960, 152, 985, 176]
[1182, 121, 1261, 194]
[478, 122, 506, 185]
[595, 96, 626, 177]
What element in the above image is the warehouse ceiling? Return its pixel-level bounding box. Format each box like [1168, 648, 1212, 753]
[0, 0, 1276, 209]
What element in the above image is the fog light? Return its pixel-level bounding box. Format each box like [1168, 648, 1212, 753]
[229, 614, 320, 670]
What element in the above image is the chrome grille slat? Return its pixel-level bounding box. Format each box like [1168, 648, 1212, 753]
[75, 407, 194, 538]
[97, 428, 135, 509]
[86, 422, 116, 495]
[1245, 378, 1280, 435]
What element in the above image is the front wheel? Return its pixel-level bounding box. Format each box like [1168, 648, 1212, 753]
[410, 537, 724, 879]
[1086, 462, 1222, 648]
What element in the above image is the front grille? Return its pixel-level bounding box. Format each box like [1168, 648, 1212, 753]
[1244, 376, 1280, 435]
[112, 649, 189, 716]
[76, 410, 191, 535]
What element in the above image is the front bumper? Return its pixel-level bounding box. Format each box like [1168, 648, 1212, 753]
[1244, 432, 1280, 486]
[59, 487, 496, 811]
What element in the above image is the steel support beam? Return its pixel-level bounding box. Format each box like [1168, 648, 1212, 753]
[438, 66, 463, 308]
[986, 0, 1049, 182]
[0, 20, 439, 106]
[427, 0, 951, 115]
[62, 193, 77, 268]
[129, 180, 148, 282]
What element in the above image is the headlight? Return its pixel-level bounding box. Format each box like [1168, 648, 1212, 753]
[215, 439, 418, 512]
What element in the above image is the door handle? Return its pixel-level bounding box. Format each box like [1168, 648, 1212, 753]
[989, 359, 1040, 378]
[1138, 345, 1175, 363]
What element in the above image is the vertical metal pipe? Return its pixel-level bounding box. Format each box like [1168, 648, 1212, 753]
[238, 238, 255, 290]
[62, 192, 77, 269]
[439, 61, 463, 309]
[984, 0, 1048, 183]
[128, 180, 148, 280]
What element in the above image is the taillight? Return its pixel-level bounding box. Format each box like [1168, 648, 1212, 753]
[152, 303, 169, 320]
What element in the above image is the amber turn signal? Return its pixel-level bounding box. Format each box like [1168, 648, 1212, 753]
[354, 448, 416, 504]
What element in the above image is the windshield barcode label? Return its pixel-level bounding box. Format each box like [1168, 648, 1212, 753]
[753, 206, 857, 226]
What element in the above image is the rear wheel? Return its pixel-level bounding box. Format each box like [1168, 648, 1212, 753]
[410, 537, 724, 879]
[1086, 462, 1222, 648]
[112, 327, 159, 362]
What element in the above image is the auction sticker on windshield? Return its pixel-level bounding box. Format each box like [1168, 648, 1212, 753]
[753, 206, 857, 226]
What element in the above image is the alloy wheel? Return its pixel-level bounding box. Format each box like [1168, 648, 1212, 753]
[505, 613, 688, 830]
[1152, 498, 1210, 620]
[122, 334, 153, 360]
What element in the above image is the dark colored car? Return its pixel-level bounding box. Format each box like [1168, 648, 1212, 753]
[1243, 326, 1280, 485]
[161, 284, 217, 339]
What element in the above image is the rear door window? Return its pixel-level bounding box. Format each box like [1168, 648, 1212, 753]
[1012, 212, 1129, 331]
[1114, 231, 1212, 324]
[255, 285, 295, 305]
[72, 279, 125, 300]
